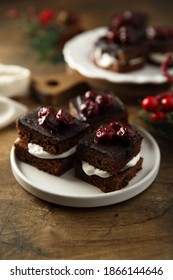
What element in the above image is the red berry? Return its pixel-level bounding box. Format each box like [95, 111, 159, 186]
[38, 107, 59, 132]
[56, 108, 74, 126]
[85, 90, 98, 100]
[95, 126, 116, 144]
[109, 121, 122, 132]
[160, 95, 173, 111]
[151, 111, 167, 121]
[80, 99, 99, 118]
[142, 96, 159, 112]
[38, 8, 55, 25]
[107, 30, 119, 42]
[117, 126, 137, 143]
[156, 91, 173, 101]
[95, 94, 112, 109]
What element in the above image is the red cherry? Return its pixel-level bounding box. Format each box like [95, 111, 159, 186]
[95, 126, 116, 144]
[38, 8, 55, 25]
[107, 30, 119, 42]
[56, 108, 74, 126]
[151, 111, 167, 121]
[85, 90, 98, 100]
[160, 95, 173, 111]
[155, 91, 173, 101]
[142, 96, 159, 112]
[95, 94, 112, 109]
[80, 99, 99, 118]
[116, 126, 137, 143]
[109, 121, 122, 132]
[38, 107, 59, 132]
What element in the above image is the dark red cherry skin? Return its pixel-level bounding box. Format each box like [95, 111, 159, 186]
[160, 96, 173, 111]
[56, 108, 74, 126]
[107, 29, 119, 42]
[117, 126, 137, 143]
[95, 94, 112, 109]
[142, 96, 159, 112]
[119, 26, 137, 45]
[95, 126, 116, 144]
[38, 107, 59, 132]
[85, 90, 98, 100]
[151, 111, 167, 121]
[155, 91, 173, 102]
[107, 25, 137, 45]
[80, 99, 99, 118]
[109, 121, 122, 132]
[148, 26, 173, 41]
[110, 11, 139, 30]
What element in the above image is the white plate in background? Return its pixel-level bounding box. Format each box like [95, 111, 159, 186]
[0, 96, 28, 129]
[63, 27, 169, 84]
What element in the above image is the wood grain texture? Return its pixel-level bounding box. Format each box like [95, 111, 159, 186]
[0, 0, 173, 260]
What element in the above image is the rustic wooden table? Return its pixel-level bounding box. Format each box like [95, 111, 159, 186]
[0, 0, 173, 260]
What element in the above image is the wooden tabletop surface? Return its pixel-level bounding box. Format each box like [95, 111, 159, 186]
[0, 0, 173, 260]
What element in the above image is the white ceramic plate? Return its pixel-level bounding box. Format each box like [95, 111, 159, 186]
[63, 27, 169, 84]
[0, 96, 28, 129]
[0, 64, 31, 97]
[10, 126, 160, 208]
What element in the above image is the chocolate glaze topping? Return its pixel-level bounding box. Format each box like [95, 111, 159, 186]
[19, 107, 89, 142]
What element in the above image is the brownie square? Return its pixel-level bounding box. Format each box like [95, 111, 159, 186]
[15, 106, 89, 176]
[93, 36, 149, 73]
[69, 90, 128, 131]
[147, 26, 173, 65]
[74, 122, 143, 192]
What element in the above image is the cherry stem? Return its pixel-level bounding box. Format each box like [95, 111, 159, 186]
[161, 54, 173, 84]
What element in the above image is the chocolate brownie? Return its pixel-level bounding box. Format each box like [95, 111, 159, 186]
[69, 90, 128, 131]
[74, 122, 143, 192]
[15, 106, 89, 176]
[93, 35, 148, 73]
[93, 10, 149, 73]
[147, 26, 173, 65]
[109, 11, 148, 40]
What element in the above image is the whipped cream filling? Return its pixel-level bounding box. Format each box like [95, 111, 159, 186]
[28, 143, 76, 159]
[94, 47, 144, 67]
[94, 48, 116, 67]
[149, 52, 173, 64]
[82, 153, 141, 178]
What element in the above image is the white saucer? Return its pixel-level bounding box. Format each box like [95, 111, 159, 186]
[63, 27, 169, 84]
[0, 64, 31, 97]
[0, 96, 28, 129]
[10, 126, 160, 208]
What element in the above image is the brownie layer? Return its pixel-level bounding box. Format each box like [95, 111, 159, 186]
[74, 157, 143, 193]
[15, 139, 74, 176]
[16, 107, 89, 155]
[69, 92, 128, 127]
[93, 36, 149, 72]
[76, 128, 142, 174]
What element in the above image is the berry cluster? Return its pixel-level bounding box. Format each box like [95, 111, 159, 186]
[142, 92, 173, 121]
[107, 26, 138, 45]
[110, 11, 142, 30]
[80, 90, 113, 119]
[147, 26, 173, 41]
[38, 107, 74, 132]
[95, 121, 137, 145]
[107, 11, 146, 46]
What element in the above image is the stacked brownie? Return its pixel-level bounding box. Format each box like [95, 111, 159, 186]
[146, 26, 173, 65]
[74, 121, 143, 192]
[93, 11, 149, 73]
[14, 90, 143, 193]
[15, 106, 89, 176]
[93, 10, 173, 72]
[69, 89, 128, 131]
